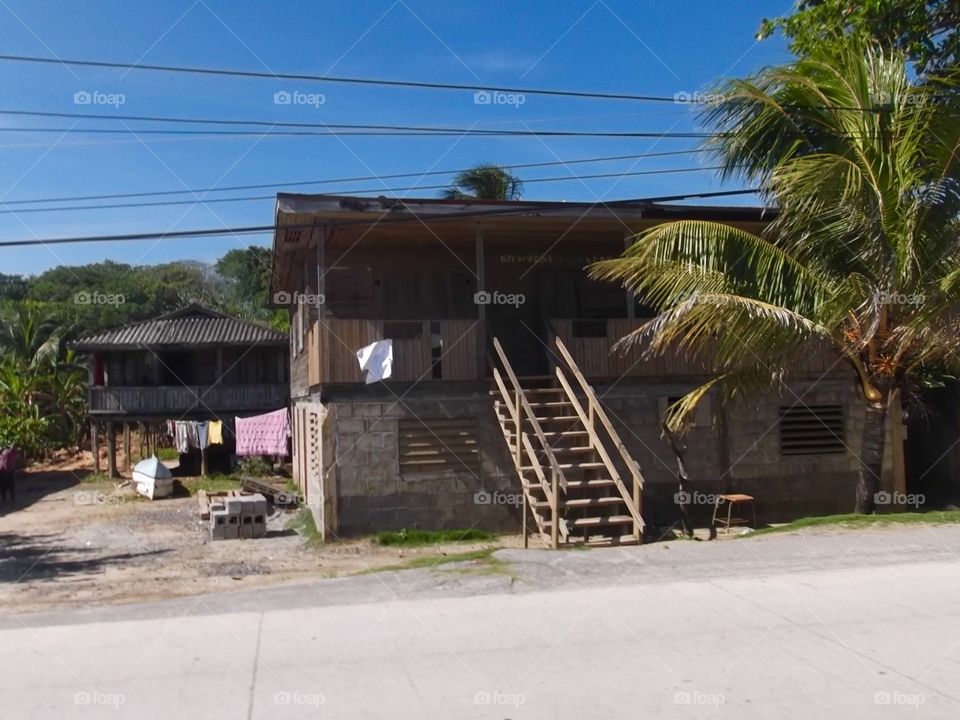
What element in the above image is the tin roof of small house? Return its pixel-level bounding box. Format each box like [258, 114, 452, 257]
[72, 305, 288, 350]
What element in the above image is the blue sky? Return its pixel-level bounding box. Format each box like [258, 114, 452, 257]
[0, 0, 792, 275]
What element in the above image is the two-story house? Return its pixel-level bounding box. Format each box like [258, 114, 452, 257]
[270, 194, 901, 547]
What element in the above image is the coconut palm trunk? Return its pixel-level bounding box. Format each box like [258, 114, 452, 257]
[855, 400, 888, 514]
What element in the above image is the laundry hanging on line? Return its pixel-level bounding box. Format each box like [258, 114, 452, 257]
[208, 420, 224, 445]
[235, 408, 289, 457]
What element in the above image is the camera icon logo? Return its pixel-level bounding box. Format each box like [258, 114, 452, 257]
[473, 291, 491, 305]
[673, 490, 691, 505]
[273, 291, 292, 305]
[274, 90, 292, 105]
[473, 490, 492, 505]
[673, 91, 691, 103]
[874, 491, 892, 505]
[74, 90, 92, 105]
[474, 90, 492, 105]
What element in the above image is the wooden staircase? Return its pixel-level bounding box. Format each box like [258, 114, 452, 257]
[491, 337, 645, 548]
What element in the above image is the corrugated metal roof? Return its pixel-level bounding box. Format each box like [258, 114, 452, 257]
[73, 305, 288, 350]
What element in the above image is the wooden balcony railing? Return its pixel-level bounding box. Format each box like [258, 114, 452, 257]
[310, 319, 481, 384]
[89, 383, 289, 416]
[548, 319, 840, 379]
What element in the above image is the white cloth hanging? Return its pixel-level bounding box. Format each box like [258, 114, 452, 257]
[356, 339, 393, 384]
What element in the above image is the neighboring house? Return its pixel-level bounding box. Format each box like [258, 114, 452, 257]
[270, 194, 902, 546]
[73, 305, 289, 476]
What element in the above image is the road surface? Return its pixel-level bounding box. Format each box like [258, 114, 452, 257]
[2, 525, 959, 718]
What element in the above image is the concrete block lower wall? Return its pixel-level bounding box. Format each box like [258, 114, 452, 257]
[298, 375, 870, 537]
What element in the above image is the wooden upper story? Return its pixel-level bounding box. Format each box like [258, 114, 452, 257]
[269, 195, 836, 396]
[72, 306, 289, 418]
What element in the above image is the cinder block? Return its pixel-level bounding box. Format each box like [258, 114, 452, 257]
[210, 508, 228, 540]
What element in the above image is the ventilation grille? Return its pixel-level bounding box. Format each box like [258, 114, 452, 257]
[284, 229, 302, 244]
[779, 405, 846, 456]
[398, 417, 479, 474]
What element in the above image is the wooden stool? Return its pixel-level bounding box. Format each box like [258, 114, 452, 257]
[712, 493, 757, 533]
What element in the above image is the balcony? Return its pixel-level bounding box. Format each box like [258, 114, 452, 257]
[548, 319, 840, 379]
[88, 383, 289, 416]
[308, 319, 481, 384]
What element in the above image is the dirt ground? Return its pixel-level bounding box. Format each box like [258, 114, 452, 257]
[0, 459, 521, 615]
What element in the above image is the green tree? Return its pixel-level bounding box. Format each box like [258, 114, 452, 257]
[591, 37, 960, 514]
[760, 0, 960, 74]
[442, 164, 524, 200]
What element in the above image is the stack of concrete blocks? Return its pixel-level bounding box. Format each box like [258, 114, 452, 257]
[210, 493, 268, 540]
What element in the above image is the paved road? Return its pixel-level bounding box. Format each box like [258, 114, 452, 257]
[2, 526, 960, 718]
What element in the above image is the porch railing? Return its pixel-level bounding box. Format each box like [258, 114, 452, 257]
[310, 318, 481, 384]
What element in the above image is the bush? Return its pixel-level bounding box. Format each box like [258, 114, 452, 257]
[0, 406, 52, 460]
[237, 455, 272, 477]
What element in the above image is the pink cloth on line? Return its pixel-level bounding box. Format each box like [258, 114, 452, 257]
[235, 408, 289, 457]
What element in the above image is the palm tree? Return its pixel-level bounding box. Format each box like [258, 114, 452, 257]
[590, 37, 960, 514]
[0, 305, 64, 367]
[442, 164, 524, 200]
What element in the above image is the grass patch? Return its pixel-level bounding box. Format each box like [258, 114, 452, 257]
[154, 447, 179, 461]
[356, 547, 507, 575]
[748, 510, 960, 537]
[80, 472, 111, 484]
[287, 507, 322, 546]
[374, 528, 495, 547]
[177, 474, 242, 495]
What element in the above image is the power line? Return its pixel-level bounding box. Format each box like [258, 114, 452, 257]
[0, 165, 726, 215]
[0, 54, 896, 113]
[0, 53, 681, 104]
[0, 149, 705, 205]
[0, 189, 762, 247]
[0, 110, 717, 138]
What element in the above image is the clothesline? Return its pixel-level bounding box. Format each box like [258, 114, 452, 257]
[160, 409, 289, 458]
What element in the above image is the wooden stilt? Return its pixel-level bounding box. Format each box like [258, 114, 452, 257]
[90, 421, 100, 474]
[123, 423, 131, 472]
[106, 421, 118, 479]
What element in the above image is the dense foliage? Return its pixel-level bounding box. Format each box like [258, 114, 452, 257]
[0, 246, 284, 459]
[760, 0, 960, 74]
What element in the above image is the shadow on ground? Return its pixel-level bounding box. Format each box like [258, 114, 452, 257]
[0, 470, 90, 519]
[0, 531, 171, 584]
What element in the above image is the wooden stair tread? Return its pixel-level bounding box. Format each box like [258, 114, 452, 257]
[519, 461, 606, 471]
[533, 496, 624, 509]
[545, 515, 635, 528]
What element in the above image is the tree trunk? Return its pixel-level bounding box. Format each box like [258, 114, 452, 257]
[855, 401, 887, 513]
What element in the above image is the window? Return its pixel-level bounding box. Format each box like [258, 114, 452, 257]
[780, 405, 846, 456]
[398, 417, 478, 475]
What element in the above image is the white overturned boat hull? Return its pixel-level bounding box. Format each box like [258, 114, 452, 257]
[131, 456, 175, 500]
